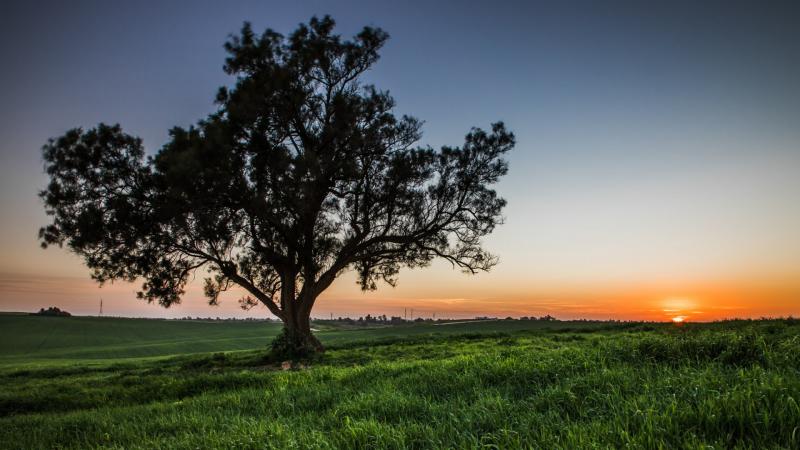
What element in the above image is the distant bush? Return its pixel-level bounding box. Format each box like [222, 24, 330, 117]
[31, 307, 71, 317]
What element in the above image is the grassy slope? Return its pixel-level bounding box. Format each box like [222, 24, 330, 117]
[1, 316, 799, 449]
[0, 314, 632, 364]
[0, 315, 282, 363]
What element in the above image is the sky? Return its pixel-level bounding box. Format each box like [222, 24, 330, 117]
[1, 0, 799, 322]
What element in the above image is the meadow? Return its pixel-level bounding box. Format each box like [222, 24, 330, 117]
[1, 314, 799, 449]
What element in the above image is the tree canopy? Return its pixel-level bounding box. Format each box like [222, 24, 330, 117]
[40, 16, 514, 354]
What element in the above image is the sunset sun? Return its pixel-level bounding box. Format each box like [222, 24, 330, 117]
[662, 297, 697, 322]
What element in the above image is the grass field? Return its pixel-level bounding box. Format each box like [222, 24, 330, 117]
[2, 314, 799, 449]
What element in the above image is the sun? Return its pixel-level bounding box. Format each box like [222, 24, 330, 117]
[662, 297, 698, 323]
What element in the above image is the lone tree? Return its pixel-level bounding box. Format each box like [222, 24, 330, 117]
[39, 16, 514, 357]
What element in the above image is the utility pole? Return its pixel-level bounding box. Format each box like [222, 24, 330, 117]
[404, 308, 407, 321]
[99, 298, 103, 316]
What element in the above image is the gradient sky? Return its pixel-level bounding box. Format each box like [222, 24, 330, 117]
[1, 0, 799, 321]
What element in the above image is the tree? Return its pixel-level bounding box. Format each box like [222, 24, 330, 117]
[38, 16, 514, 357]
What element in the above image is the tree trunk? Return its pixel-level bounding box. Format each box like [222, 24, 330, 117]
[270, 287, 324, 359]
[285, 307, 324, 354]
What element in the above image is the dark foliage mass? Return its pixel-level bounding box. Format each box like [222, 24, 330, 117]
[39, 16, 513, 353]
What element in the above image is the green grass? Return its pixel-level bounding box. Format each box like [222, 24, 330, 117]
[0, 314, 282, 363]
[0, 314, 637, 365]
[1, 315, 799, 448]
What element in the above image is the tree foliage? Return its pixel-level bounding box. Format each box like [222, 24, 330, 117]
[40, 16, 514, 351]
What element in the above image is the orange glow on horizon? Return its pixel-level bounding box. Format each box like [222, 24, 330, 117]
[1, 268, 798, 321]
[661, 297, 697, 322]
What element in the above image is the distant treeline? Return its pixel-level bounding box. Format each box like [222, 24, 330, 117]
[172, 317, 276, 322]
[168, 315, 562, 324]
[319, 314, 561, 326]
